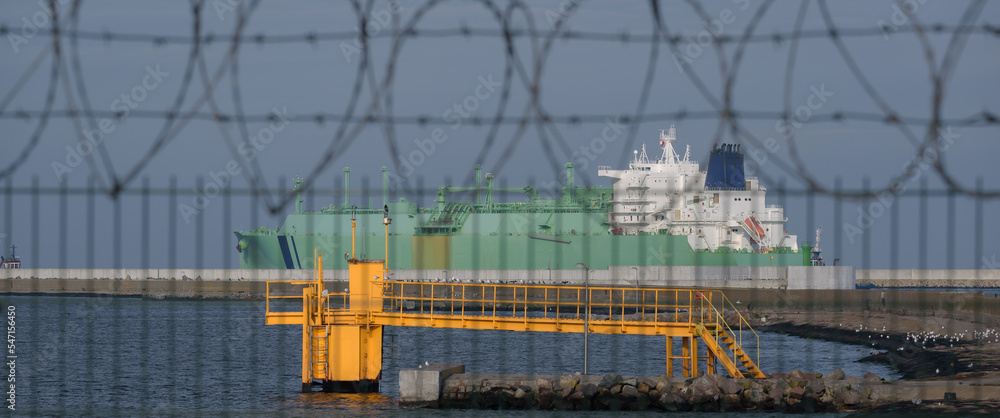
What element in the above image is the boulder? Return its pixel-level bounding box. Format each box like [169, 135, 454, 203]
[826, 368, 846, 381]
[788, 370, 806, 379]
[720, 393, 744, 411]
[610, 384, 623, 394]
[744, 388, 767, 406]
[658, 391, 686, 412]
[806, 378, 826, 395]
[773, 379, 791, 390]
[785, 397, 801, 411]
[674, 381, 690, 395]
[768, 388, 785, 405]
[514, 388, 526, 399]
[690, 376, 720, 403]
[859, 385, 873, 400]
[691, 376, 718, 394]
[719, 378, 742, 395]
[863, 372, 882, 381]
[597, 374, 617, 390]
[836, 389, 860, 406]
[787, 387, 806, 400]
[560, 375, 580, 390]
[596, 388, 614, 407]
[622, 384, 640, 399]
[559, 386, 573, 399]
[654, 376, 668, 392]
[581, 383, 598, 398]
[622, 377, 638, 387]
[536, 379, 553, 391]
[637, 381, 650, 393]
[501, 389, 517, 400]
[789, 378, 808, 389]
[767, 388, 785, 400]
[568, 390, 585, 401]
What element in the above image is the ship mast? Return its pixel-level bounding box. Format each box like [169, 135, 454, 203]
[659, 125, 680, 164]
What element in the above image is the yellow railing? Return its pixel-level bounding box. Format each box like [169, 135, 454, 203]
[264, 279, 762, 378]
[374, 281, 737, 330]
[690, 290, 762, 378]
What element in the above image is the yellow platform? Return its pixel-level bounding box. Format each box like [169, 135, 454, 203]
[265, 214, 765, 392]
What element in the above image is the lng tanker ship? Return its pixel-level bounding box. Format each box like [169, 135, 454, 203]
[235, 127, 816, 271]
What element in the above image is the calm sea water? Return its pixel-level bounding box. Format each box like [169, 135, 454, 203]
[3, 296, 897, 416]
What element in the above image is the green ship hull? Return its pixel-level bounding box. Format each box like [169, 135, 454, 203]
[235, 187, 810, 271]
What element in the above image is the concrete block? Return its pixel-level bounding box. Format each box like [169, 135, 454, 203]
[399, 363, 464, 407]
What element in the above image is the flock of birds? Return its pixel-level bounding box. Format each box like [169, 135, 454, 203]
[903, 327, 1000, 348]
[845, 323, 999, 373]
[848, 323, 999, 348]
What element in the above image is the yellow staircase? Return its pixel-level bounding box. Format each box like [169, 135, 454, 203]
[698, 323, 766, 379]
[310, 325, 329, 381]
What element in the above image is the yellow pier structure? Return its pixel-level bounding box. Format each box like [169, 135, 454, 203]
[265, 210, 766, 392]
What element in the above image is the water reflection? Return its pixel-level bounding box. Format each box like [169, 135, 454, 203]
[279, 392, 397, 412]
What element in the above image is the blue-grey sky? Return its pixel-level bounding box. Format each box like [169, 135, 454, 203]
[1, 0, 998, 269]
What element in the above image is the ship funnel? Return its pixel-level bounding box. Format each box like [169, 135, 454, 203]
[704, 144, 746, 189]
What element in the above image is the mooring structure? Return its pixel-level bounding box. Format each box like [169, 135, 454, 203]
[264, 210, 765, 392]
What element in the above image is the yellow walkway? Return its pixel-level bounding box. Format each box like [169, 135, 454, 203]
[265, 216, 763, 392]
[265, 258, 765, 392]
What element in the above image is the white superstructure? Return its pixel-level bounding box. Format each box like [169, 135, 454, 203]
[598, 126, 798, 253]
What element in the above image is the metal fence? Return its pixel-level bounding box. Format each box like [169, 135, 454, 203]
[1, 1, 999, 413]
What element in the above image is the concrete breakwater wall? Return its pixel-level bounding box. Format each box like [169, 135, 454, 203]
[3, 280, 997, 321]
[857, 269, 1000, 288]
[8, 267, 1000, 288]
[0, 277, 272, 299]
[0, 268, 348, 282]
[403, 366, 999, 412]
[0, 265, 855, 289]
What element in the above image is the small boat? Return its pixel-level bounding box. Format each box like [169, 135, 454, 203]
[0, 245, 21, 269]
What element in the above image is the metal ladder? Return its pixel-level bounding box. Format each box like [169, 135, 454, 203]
[310, 325, 329, 381]
[698, 324, 766, 379]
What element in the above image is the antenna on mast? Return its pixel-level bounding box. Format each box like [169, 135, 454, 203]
[659, 125, 679, 164]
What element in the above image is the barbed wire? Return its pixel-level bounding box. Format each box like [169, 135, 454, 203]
[4, 22, 997, 46]
[0, 0, 998, 216]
